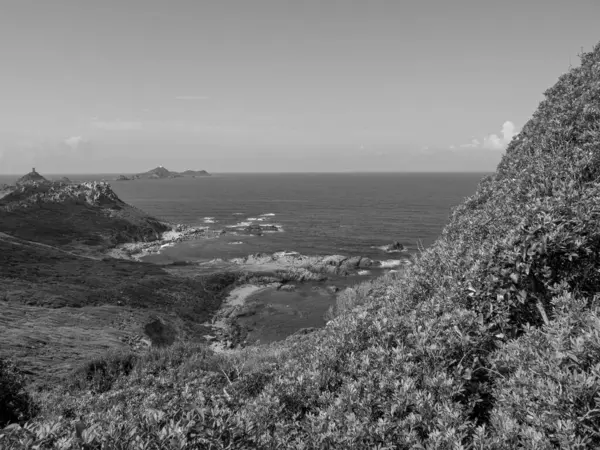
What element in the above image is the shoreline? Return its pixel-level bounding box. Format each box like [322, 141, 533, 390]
[203, 283, 278, 353]
[105, 223, 225, 261]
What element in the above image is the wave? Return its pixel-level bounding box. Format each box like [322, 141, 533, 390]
[371, 245, 407, 254]
[226, 221, 253, 228]
[203, 217, 217, 224]
[232, 212, 244, 216]
[358, 270, 371, 276]
[378, 259, 402, 268]
[260, 213, 276, 217]
[228, 241, 244, 245]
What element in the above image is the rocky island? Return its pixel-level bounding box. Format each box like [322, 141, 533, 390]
[115, 166, 211, 181]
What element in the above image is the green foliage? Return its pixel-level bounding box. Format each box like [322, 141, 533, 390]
[3, 41, 600, 449]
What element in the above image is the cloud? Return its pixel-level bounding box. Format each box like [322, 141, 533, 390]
[175, 95, 209, 101]
[452, 121, 518, 151]
[91, 119, 143, 131]
[64, 136, 86, 150]
[460, 138, 481, 149]
[483, 121, 517, 150]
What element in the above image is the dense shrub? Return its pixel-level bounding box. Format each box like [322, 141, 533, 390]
[0, 358, 38, 426]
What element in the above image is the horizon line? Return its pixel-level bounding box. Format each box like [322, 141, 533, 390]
[0, 170, 494, 176]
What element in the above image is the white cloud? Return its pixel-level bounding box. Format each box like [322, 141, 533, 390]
[483, 121, 517, 150]
[175, 95, 209, 101]
[451, 121, 518, 151]
[91, 119, 143, 131]
[460, 138, 481, 148]
[64, 136, 86, 150]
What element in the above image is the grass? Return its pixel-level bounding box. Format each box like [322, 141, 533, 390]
[2, 41, 600, 449]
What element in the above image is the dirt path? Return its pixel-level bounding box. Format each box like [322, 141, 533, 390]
[0, 232, 100, 260]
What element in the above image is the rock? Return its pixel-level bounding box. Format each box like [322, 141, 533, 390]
[16, 168, 48, 186]
[383, 241, 405, 252]
[327, 285, 340, 293]
[115, 175, 134, 181]
[244, 224, 264, 235]
[242, 224, 280, 235]
[278, 284, 296, 292]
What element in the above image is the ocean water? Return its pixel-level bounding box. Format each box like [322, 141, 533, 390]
[1, 172, 486, 343]
[1, 173, 485, 263]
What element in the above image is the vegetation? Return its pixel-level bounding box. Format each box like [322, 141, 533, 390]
[0, 359, 37, 427]
[2, 42, 600, 448]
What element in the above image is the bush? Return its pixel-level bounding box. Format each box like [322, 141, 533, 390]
[0, 358, 37, 426]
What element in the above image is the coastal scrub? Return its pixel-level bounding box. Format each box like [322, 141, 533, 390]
[2, 42, 600, 449]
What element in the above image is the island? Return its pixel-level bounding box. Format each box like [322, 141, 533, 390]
[114, 166, 211, 181]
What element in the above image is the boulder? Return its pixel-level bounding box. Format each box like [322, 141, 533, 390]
[384, 241, 405, 252]
[278, 284, 296, 292]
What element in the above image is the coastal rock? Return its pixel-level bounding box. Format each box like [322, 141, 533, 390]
[278, 284, 296, 292]
[231, 251, 375, 278]
[115, 175, 134, 181]
[382, 241, 405, 253]
[243, 224, 280, 235]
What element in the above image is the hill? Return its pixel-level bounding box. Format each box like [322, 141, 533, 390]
[0, 180, 169, 253]
[0, 175, 237, 390]
[15, 168, 47, 185]
[2, 43, 600, 448]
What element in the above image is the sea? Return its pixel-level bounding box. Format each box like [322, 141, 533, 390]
[1, 172, 485, 264]
[1, 172, 485, 342]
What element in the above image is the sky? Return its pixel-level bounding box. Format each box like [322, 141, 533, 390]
[0, 0, 598, 174]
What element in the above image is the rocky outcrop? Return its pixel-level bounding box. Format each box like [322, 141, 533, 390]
[16, 168, 48, 186]
[0, 175, 170, 252]
[243, 224, 281, 235]
[115, 175, 134, 181]
[387, 241, 405, 252]
[0, 181, 124, 210]
[230, 251, 378, 277]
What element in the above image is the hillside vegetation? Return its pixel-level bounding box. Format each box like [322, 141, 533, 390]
[0, 181, 169, 253]
[0, 181, 237, 388]
[2, 43, 600, 448]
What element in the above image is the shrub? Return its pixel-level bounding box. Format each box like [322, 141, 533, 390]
[0, 358, 38, 426]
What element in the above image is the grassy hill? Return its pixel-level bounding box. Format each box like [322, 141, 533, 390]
[2, 43, 600, 448]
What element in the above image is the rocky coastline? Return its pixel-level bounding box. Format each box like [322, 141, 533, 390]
[106, 223, 225, 260]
